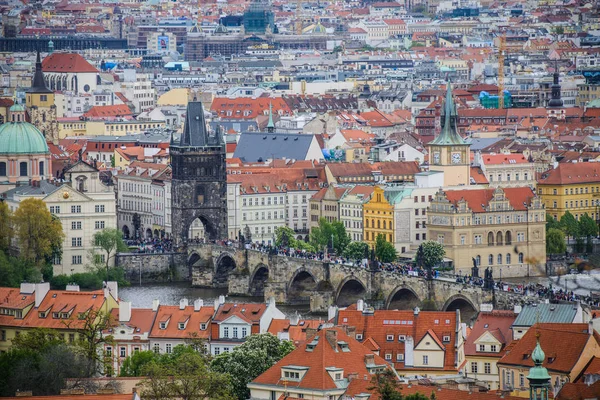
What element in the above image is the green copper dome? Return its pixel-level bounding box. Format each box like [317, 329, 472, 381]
[527, 339, 551, 381]
[9, 103, 25, 113]
[0, 120, 49, 155]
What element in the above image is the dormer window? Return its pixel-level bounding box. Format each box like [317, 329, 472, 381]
[479, 344, 485, 352]
[356, 334, 363, 340]
[178, 322, 185, 330]
[443, 335, 450, 343]
[52, 312, 59, 319]
[398, 335, 406, 342]
[200, 323, 207, 330]
[39, 312, 46, 318]
[61, 313, 69, 319]
[491, 345, 497, 352]
[386, 334, 394, 341]
[160, 322, 167, 329]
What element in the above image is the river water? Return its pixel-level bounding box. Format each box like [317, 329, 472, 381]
[119, 282, 314, 316]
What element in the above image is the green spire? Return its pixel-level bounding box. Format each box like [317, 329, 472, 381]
[267, 101, 275, 133]
[527, 337, 551, 381]
[429, 82, 466, 146]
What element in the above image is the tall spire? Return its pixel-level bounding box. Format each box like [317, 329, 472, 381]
[548, 60, 563, 108]
[527, 331, 551, 400]
[429, 82, 465, 146]
[267, 101, 275, 133]
[28, 51, 52, 94]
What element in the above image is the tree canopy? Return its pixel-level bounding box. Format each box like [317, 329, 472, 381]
[375, 234, 397, 263]
[310, 218, 350, 254]
[343, 241, 370, 261]
[415, 241, 445, 273]
[91, 228, 128, 271]
[210, 333, 295, 400]
[579, 213, 598, 238]
[546, 228, 567, 255]
[0, 201, 12, 254]
[560, 211, 579, 240]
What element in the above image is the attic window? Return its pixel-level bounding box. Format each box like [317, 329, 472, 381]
[398, 335, 406, 342]
[39, 312, 46, 318]
[338, 341, 350, 352]
[52, 312, 59, 319]
[443, 335, 450, 343]
[160, 322, 167, 329]
[178, 322, 185, 330]
[356, 334, 363, 340]
[548, 356, 555, 364]
[523, 353, 530, 360]
[386, 334, 394, 341]
[200, 323, 207, 330]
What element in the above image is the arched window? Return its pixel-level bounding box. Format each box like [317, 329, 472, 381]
[19, 162, 28, 177]
[505, 231, 512, 245]
[487, 232, 494, 246]
[377, 220, 380, 229]
[195, 186, 205, 204]
[497, 254, 502, 265]
[518, 253, 524, 263]
[488, 254, 493, 266]
[506, 253, 511, 264]
[39, 161, 44, 176]
[0, 162, 6, 176]
[476, 255, 481, 266]
[496, 231, 503, 246]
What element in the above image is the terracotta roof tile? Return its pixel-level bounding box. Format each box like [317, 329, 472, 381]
[42, 53, 98, 73]
[83, 105, 132, 119]
[444, 187, 536, 213]
[148, 304, 213, 339]
[538, 162, 600, 185]
[464, 311, 517, 357]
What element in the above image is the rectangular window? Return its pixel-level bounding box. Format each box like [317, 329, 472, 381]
[106, 347, 112, 356]
[71, 221, 82, 230]
[95, 220, 105, 229]
[71, 205, 81, 213]
[165, 344, 172, 354]
[471, 362, 478, 374]
[72, 237, 82, 247]
[49, 206, 61, 214]
[233, 327, 238, 338]
[224, 327, 229, 338]
[241, 327, 247, 337]
[491, 345, 497, 352]
[72, 255, 82, 265]
[484, 362, 491, 374]
[95, 205, 105, 213]
[120, 347, 126, 357]
[422, 355, 428, 365]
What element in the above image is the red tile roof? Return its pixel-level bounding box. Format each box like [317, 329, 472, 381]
[148, 304, 213, 339]
[443, 187, 536, 213]
[538, 162, 600, 185]
[252, 327, 390, 391]
[498, 323, 597, 374]
[3, 395, 131, 400]
[337, 308, 461, 372]
[267, 319, 324, 346]
[213, 302, 267, 324]
[464, 311, 517, 357]
[556, 381, 600, 400]
[42, 53, 99, 73]
[108, 308, 156, 335]
[481, 154, 530, 165]
[210, 97, 292, 120]
[470, 166, 489, 184]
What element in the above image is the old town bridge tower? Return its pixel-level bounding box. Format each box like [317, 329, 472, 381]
[171, 102, 227, 246]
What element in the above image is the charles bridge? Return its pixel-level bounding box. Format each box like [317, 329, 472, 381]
[182, 243, 540, 320]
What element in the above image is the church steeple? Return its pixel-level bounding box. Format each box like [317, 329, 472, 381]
[429, 82, 465, 146]
[267, 101, 275, 133]
[28, 51, 52, 95]
[547, 60, 563, 108]
[527, 332, 551, 400]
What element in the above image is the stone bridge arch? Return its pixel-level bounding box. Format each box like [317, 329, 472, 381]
[386, 286, 422, 310]
[443, 294, 479, 324]
[288, 268, 318, 301]
[214, 251, 237, 288]
[249, 263, 269, 296]
[336, 276, 367, 307]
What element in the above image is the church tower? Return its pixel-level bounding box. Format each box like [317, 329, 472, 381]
[170, 102, 227, 246]
[547, 61, 565, 119]
[527, 334, 551, 400]
[26, 51, 58, 144]
[427, 83, 471, 186]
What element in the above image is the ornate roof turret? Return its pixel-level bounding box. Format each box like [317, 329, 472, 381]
[548, 60, 563, 108]
[27, 51, 53, 95]
[267, 101, 275, 133]
[429, 82, 466, 146]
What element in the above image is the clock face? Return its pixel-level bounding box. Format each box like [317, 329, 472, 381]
[451, 152, 462, 164]
[452, 153, 460, 164]
[433, 152, 440, 165]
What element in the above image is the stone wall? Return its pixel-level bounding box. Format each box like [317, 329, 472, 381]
[115, 252, 188, 283]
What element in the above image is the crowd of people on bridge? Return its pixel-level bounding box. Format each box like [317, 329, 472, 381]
[126, 238, 173, 253]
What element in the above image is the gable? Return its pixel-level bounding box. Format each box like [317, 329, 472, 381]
[474, 330, 502, 346]
[219, 314, 251, 325]
[66, 161, 98, 173]
[415, 332, 444, 351]
[43, 184, 92, 203]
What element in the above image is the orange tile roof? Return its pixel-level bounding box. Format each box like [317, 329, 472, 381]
[481, 154, 530, 165]
[20, 290, 110, 330]
[340, 129, 375, 142]
[338, 309, 460, 371]
[3, 395, 131, 400]
[538, 162, 600, 185]
[213, 303, 267, 324]
[267, 319, 324, 346]
[83, 104, 132, 119]
[470, 166, 489, 184]
[252, 327, 390, 391]
[108, 308, 156, 335]
[556, 381, 600, 399]
[0, 287, 35, 310]
[498, 323, 597, 374]
[148, 304, 213, 339]
[326, 161, 420, 180]
[42, 53, 98, 73]
[210, 97, 292, 120]
[444, 187, 536, 213]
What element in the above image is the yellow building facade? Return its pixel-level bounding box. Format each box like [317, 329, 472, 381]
[538, 162, 600, 221]
[363, 186, 394, 245]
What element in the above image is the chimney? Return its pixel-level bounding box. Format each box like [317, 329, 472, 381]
[179, 298, 189, 310]
[290, 313, 300, 326]
[346, 325, 356, 339]
[34, 282, 50, 308]
[364, 354, 375, 366]
[514, 305, 522, 314]
[306, 327, 318, 339]
[325, 329, 338, 349]
[267, 296, 275, 307]
[214, 298, 220, 310]
[132, 388, 140, 400]
[404, 336, 414, 367]
[357, 299, 364, 312]
[119, 301, 132, 322]
[104, 281, 118, 301]
[219, 295, 226, 305]
[194, 299, 203, 311]
[328, 305, 338, 321]
[20, 282, 35, 295]
[66, 284, 80, 292]
[152, 299, 160, 312]
[413, 306, 420, 316]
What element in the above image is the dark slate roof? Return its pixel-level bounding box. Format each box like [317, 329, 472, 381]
[27, 51, 53, 94]
[179, 102, 222, 147]
[233, 132, 314, 162]
[2, 180, 61, 200]
[465, 137, 505, 151]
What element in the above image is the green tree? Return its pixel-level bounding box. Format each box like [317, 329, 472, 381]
[546, 228, 567, 255]
[274, 226, 296, 248]
[546, 214, 562, 231]
[343, 241, 369, 261]
[560, 211, 579, 242]
[141, 352, 233, 400]
[579, 213, 598, 238]
[0, 252, 41, 287]
[310, 218, 350, 254]
[211, 334, 295, 400]
[415, 241, 445, 276]
[91, 228, 128, 272]
[120, 350, 158, 377]
[0, 201, 13, 253]
[11, 328, 64, 353]
[375, 234, 397, 263]
[369, 369, 430, 400]
[13, 198, 64, 267]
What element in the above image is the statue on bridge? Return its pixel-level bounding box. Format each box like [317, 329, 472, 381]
[471, 257, 479, 278]
[484, 267, 493, 290]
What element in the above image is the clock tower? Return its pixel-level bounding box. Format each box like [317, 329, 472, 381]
[428, 83, 470, 186]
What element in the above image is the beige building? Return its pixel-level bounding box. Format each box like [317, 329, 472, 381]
[474, 152, 537, 189]
[309, 185, 347, 232]
[339, 185, 374, 242]
[4, 161, 117, 275]
[57, 119, 166, 138]
[427, 186, 546, 278]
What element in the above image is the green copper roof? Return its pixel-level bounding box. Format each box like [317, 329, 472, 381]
[267, 101, 275, 130]
[0, 121, 49, 155]
[9, 103, 25, 113]
[527, 339, 551, 381]
[429, 83, 466, 146]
